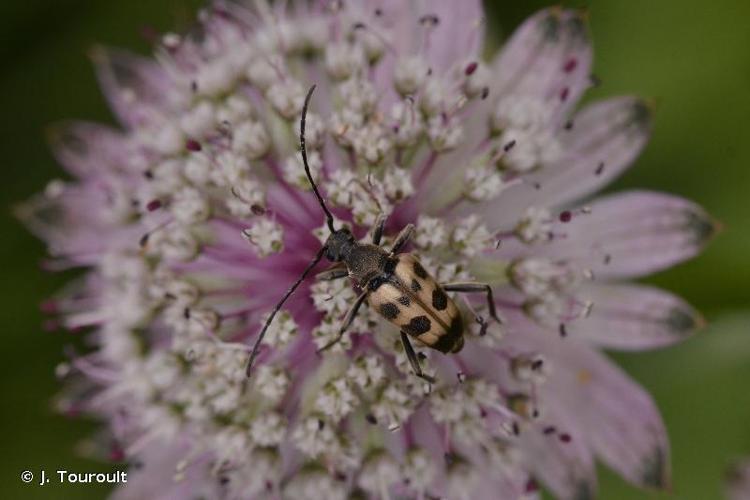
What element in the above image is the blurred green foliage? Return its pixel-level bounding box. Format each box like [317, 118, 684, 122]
[0, 1, 747, 499]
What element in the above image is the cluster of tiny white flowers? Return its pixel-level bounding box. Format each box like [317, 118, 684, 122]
[346, 355, 387, 391]
[509, 256, 594, 325]
[450, 214, 494, 257]
[250, 412, 286, 447]
[492, 95, 562, 173]
[291, 416, 340, 459]
[314, 377, 358, 421]
[259, 310, 297, 348]
[510, 257, 583, 299]
[253, 365, 289, 405]
[371, 382, 415, 431]
[241, 218, 284, 257]
[413, 215, 449, 250]
[465, 160, 511, 201]
[510, 354, 550, 385]
[283, 469, 348, 500]
[358, 452, 402, 496]
[404, 449, 439, 494]
[515, 206, 554, 244]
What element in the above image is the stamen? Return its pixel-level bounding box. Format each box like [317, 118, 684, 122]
[146, 199, 162, 212]
[419, 14, 440, 26]
[186, 138, 202, 152]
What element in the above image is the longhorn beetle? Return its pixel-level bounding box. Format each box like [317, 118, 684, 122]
[245, 85, 500, 380]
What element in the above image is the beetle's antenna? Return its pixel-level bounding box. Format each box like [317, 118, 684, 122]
[301, 84, 335, 233]
[246, 244, 327, 377]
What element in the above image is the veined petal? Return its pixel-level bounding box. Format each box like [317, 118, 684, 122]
[91, 47, 180, 129]
[568, 283, 703, 350]
[522, 326, 671, 490]
[480, 97, 652, 229]
[492, 8, 592, 120]
[532, 190, 717, 279]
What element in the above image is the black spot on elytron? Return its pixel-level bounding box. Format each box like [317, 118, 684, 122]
[384, 257, 398, 275]
[397, 295, 411, 306]
[380, 302, 400, 320]
[433, 315, 464, 353]
[406, 315, 431, 335]
[410, 278, 422, 292]
[413, 261, 428, 279]
[432, 288, 448, 310]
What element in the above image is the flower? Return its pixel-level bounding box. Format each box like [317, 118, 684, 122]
[18, 2, 717, 499]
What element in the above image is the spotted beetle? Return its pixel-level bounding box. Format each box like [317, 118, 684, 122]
[245, 85, 500, 380]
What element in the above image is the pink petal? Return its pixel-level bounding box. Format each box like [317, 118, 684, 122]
[373, 0, 484, 100]
[568, 283, 703, 350]
[533, 190, 717, 279]
[521, 325, 671, 490]
[492, 8, 593, 121]
[91, 47, 176, 129]
[47, 122, 129, 178]
[15, 185, 127, 262]
[111, 444, 214, 500]
[379, 0, 483, 72]
[481, 97, 652, 229]
[518, 414, 597, 500]
[421, 0, 484, 73]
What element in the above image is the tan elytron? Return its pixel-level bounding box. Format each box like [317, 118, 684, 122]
[367, 254, 464, 354]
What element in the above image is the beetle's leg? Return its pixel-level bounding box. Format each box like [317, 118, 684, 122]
[441, 282, 501, 331]
[371, 213, 387, 245]
[317, 291, 369, 352]
[400, 331, 436, 383]
[389, 224, 415, 255]
[316, 264, 349, 281]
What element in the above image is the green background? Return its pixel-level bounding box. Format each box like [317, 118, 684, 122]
[1, 0, 748, 498]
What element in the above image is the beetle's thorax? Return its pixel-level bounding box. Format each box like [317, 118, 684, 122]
[344, 243, 390, 284]
[324, 228, 390, 284]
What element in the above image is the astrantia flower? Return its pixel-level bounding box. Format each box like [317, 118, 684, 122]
[19, 2, 716, 499]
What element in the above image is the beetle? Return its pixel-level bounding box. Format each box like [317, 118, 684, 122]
[245, 85, 500, 381]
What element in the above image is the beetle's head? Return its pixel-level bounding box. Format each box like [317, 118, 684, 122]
[325, 228, 355, 262]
